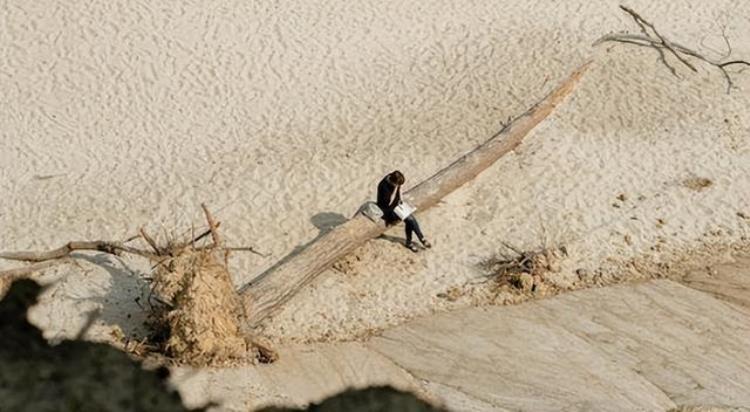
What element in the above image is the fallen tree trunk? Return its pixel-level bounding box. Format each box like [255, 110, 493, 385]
[239, 62, 591, 327]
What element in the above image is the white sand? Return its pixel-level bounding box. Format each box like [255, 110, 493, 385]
[1, 0, 750, 409]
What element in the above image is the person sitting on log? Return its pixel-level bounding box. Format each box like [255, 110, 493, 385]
[377, 170, 432, 252]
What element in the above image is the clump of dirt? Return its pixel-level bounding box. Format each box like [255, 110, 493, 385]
[436, 286, 464, 302]
[453, 243, 572, 307]
[683, 177, 713, 191]
[133, 237, 278, 366]
[332, 252, 362, 275]
[480, 243, 567, 293]
[148, 249, 250, 366]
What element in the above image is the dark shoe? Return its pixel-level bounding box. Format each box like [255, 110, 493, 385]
[405, 242, 419, 253]
[420, 238, 432, 249]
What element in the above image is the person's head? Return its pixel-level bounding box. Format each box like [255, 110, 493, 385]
[387, 170, 405, 186]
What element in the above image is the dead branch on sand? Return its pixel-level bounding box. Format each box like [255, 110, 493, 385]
[0, 241, 158, 263]
[478, 243, 567, 292]
[594, 5, 750, 93]
[0, 220, 264, 276]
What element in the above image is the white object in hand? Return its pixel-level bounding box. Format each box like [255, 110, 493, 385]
[393, 202, 416, 220]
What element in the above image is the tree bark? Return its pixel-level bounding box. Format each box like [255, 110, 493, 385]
[239, 62, 591, 328]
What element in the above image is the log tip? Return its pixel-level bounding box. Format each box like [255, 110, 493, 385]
[545, 60, 592, 107]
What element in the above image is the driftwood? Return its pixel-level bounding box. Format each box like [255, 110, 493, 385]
[0, 241, 158, 280]
[595, 5, 750, 93]
[239, 62, 591, 328]
[0, 241, 157, 263]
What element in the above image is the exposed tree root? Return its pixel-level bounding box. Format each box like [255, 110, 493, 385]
[0, 205, 275, 366]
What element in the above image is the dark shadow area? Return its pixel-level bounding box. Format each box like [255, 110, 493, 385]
[258, 386, 446, 412]
[377, 233, 406, 246]
[74, 253, 153, 340]
[310, 212, 348, 233]
[0, 279, 204, 412]
[248, 212, 347, 285]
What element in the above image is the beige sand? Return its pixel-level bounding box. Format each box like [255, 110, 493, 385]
[1, 0, 749, 410]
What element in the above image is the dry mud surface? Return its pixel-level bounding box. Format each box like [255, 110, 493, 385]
[173, 276, 750, 411]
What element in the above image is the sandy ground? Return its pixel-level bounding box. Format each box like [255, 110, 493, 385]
[1, 0, 750, 409]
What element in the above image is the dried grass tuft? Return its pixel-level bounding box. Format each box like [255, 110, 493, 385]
[479, 243, 567, 292]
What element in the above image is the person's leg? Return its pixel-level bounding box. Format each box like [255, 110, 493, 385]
[406, 216, 423, 241]
[404, 216, 416, 244]
[403, 217, 419, 252]
[406, 215, 431, 248]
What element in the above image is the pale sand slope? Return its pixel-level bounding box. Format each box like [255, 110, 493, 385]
[2, 0, 749, 344]
[171, 279, 750, 411]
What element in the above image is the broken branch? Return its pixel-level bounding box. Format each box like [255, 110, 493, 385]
[201, 203, 222, 248]
[0, 241, 158, 263]
[594, 5, 750, 93]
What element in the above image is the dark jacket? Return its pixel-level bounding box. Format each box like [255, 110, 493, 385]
[377, 176, 401, 223]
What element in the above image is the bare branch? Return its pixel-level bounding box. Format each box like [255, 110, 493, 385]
[139, 227, 162, 255]
[201, 203, 222, 248]
[0, 241, 158, 263]
[699, 26, 733, 61]
[222, 246, 268, 257]
[720, 60, 750, 68]
[620, 5, 698, 73]
[594, 5, 750, 93]
[500, 241, 524, 257]
[189, 226, 217, 246]
[620, 6, 681, 77]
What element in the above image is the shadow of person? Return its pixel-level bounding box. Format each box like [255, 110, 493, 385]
[310, 212, 348, 234]
[74, 253, 153, 340]
[248, 212, 348, 285]
[376, 233, 405, 246]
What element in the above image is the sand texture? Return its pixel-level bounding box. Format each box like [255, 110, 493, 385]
[1, 0, 750, 410]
